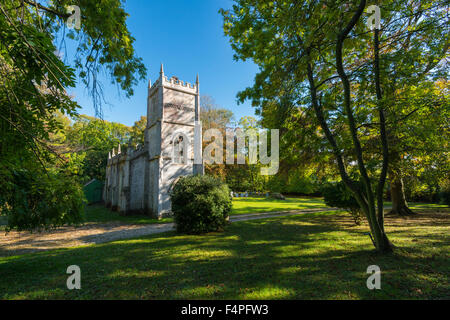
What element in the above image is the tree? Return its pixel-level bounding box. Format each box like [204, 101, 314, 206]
[201, 95, 234, 130]
[384, 81, 449, 214]
[227, 116, 268, 192]
[354, 2, 449, 215]
[66, 115, 132, 182]
[129, 115, 147, 147]
[258, 86, 337, 195]
[200, 95, 235, 179]
[0, 0, 146, 230]
[221, 0, 448, 252]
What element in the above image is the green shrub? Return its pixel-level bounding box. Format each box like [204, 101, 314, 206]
[270, 192, 286, 200]
[0, 168, 86, 232]
[322, 182, 363, 225]
[170, 175, 232, 234]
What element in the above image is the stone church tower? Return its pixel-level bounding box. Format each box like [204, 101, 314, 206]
[104, 64, 203, 218]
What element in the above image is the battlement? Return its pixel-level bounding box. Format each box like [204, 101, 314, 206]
[163, 75, 196, 90]
[150, 78, 160, 89]
[149, 64, 198, 94]
[148, 76, 198, 94]
[108, 143, 147, 164]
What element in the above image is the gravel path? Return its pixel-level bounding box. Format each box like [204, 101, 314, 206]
[0, 207, 339, 256]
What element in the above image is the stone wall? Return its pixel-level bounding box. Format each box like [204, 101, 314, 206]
[104, 146, 147, 214]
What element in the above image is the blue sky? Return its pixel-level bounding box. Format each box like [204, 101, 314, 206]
[67, 0, 259, 126]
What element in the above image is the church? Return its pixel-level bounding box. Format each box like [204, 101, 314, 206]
[103, 65, 203, 218]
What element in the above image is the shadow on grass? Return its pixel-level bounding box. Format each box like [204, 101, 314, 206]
[0, 212, 448, 300]
[83, 204, 173, 224]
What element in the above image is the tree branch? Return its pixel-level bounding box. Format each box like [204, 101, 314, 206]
[22, 0, 70, 19]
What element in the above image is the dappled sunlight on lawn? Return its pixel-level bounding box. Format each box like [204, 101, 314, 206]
[0, 210, 448, 299]
[231, 197, 326, 215]
[239, 285, 296, 299]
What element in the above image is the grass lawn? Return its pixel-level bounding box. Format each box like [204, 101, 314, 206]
[3, 198, 446, 228]
[231, 196, 327, 215]
[231, 197, 448, 216]
[83, 205, 173, 225]
[83, 197, 328, 224]
[405, 202, 449, 210]
[4, 198, 444, 228]
[0, 209, 448, 299]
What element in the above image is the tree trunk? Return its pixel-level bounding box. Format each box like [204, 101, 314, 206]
[304, 0, 392, 253]
[389, 173, 415, 216]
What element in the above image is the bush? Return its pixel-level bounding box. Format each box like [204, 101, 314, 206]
[270, 192, 286, 200]
[0, 168, 86, 232]
[170, 175, 232, 234]
[322, 182, 363, 225]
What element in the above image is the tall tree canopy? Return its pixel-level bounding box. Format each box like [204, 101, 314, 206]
[221, 0, 449, 252]
[200, 95, 235, 179]
[66, 114, 132, 182]
[0, 0, 146, 230]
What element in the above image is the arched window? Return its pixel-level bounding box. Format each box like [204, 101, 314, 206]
[172, 133, 188, 164]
